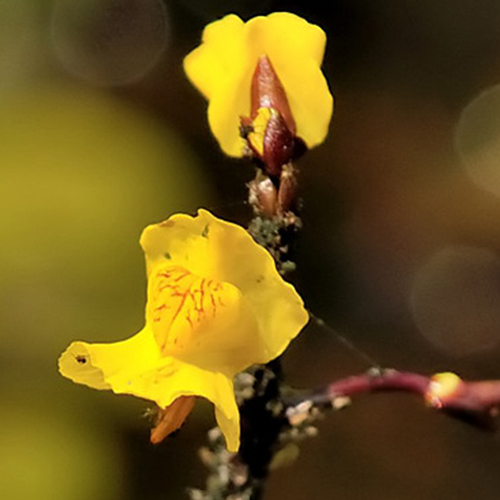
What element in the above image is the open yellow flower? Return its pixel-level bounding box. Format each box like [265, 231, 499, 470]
[58, 209, 308, 451]
[184, 12, 333, 158]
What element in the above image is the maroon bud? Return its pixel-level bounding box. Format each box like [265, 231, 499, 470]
[240, 56, 300, 176]
[262, 111, 295, 176]
[251, 55, 296, 135]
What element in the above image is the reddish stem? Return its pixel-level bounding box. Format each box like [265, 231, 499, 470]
[326, 370, 430, 398]
[291, 369, 500, 429]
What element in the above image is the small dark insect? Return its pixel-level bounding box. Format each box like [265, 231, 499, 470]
[75, 355, 87, 365]
[239, 122, 254, 139]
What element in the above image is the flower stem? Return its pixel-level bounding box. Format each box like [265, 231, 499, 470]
[191, 161, 303, 500]
[285, 368, 500, 432]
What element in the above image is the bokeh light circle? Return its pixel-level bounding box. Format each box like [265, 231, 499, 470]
[50, 0, 169, 86]
[456, 84, 500, 197]
[0, 1, 39, 88]
[410, 246, 500, 356]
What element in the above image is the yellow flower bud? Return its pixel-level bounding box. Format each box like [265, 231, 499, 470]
[184, 13, 333, 157]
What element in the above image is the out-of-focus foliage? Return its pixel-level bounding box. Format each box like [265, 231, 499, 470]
[0, 402, 122, 500]
[0, 2, 209, 498]
[0, 80, 208, 496]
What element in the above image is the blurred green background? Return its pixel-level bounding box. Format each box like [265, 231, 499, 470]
[3, 1, 500, 499]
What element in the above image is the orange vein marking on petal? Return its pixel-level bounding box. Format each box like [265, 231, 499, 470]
[149, 266, 224, 353]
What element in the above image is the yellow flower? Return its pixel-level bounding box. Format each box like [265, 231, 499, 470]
[58, 209, 308, 451]
[184, 12, 333, 158]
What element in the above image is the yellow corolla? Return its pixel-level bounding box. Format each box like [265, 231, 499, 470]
[58, 209, 308, 452]
[184, 12, 333, 157]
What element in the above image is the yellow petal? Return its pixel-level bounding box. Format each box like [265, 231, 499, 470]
[184, 12, 333, 156]
[205, 76, 251, 157]
[141, 209, 309, 365]
[247, 12, 326, 65]
[184, 14, 249, 157]
[58, 326, 161, 391]
[140, 211, 212, 278]
[59, 335, 240, 450]
[193, 210, 310, 363]
[215, 406, 239, 453]
[146, 263, 266, 376]
[184, 14, 246, 100]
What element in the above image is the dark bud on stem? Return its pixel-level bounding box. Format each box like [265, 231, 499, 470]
[249, 174, 278, 217]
